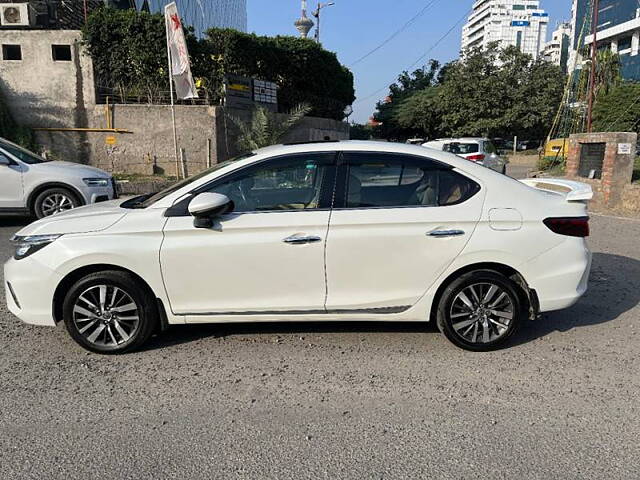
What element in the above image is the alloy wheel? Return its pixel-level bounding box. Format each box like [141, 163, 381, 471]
[449, 282, 515, 344]
[72, 284, 140, 348]
[41, 193, 75, 216]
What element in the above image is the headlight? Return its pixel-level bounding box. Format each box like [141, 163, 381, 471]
[11, 234, 62, 260]
[83, 178, 109, 187]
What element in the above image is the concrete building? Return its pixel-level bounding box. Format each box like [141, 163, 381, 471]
[461, 0, 549, 59]
[572, 0, 640, 80]
[542, 21, 571, 72]
[135, 0, 247, 37]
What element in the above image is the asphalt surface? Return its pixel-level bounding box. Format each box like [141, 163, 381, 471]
[1, 177, 639, 478]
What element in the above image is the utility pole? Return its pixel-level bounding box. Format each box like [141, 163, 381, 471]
[586, 0, 600, 133]
[313, 2, 335, 44]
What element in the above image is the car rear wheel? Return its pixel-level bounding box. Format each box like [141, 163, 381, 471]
[437, 270, 523, 351]
[62, 271, 158, 354]
[34, 187, 80, 218]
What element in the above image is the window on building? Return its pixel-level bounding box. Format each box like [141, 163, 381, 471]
[51, 44, 72, 61]
[2, 44, 21, 61]
[618, 36, 632, 52]
[516, 31, 523, 49]
[513, 5, 525, 10]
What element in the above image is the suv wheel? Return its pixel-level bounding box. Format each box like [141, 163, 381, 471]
[34, 187, 79, 218]
[437, 270, 523, 351]
[62, 271, 158, 354]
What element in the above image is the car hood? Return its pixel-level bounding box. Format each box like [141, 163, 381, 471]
[35, 161, 111, 178]
[14, 200, 127, 236]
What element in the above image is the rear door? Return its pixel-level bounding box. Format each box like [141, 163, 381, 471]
[324, 151, 485, 312]
[0, 151, 25, 209]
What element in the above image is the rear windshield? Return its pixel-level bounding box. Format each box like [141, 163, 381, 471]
[444, 143, 479, 155]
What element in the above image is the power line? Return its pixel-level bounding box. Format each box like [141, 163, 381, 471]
[348, 0, 444, 68]
[353, 8, 471, 106]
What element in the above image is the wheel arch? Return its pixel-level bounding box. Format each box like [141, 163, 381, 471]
[52, 264, 167, 327]
[27, 182, 85, 214]
[428, 262, 537, 323]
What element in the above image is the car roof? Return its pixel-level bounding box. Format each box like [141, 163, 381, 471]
[433, 137, 486, 143]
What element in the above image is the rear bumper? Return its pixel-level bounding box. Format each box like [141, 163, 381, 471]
[523, 238, 592, 312]
[4, 256, 60, 326]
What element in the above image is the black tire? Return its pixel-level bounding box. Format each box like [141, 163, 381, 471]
[437, 270, 523, 352]
[62, 270, 158, 354]
[34, 187, 80, 219]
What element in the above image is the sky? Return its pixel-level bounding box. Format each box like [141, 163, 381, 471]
[247, 0, 572, 123]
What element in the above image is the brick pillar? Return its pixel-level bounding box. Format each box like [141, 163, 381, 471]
[567, 132, 637, 208]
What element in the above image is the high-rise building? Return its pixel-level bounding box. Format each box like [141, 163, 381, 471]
[571, 0, 640, 80]
[136, 0, 248, 37]
[461, 0, 549, 59]
[542, 22, 572, 72]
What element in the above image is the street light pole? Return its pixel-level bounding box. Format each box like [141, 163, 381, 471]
[586, 0, 600, 133]
[313, 2, 335, 44]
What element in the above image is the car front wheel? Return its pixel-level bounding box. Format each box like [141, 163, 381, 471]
[62, 271, 158, 354]
[437, 270, 523, 351]
[34, 187, 80, 218]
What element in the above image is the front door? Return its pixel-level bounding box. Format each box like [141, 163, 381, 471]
[160, 152, 336, 316]
[0, 153, 24, 209]
[325, 151, 485, 312]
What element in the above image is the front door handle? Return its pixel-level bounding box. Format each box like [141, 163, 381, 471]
[427, 229, 465, 238]
[283, 235, 322, 245]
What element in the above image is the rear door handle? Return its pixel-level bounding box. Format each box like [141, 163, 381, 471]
[283, 235, 322, 245]
[427, 229, 465, 238]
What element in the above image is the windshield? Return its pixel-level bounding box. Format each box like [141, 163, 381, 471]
[444, 143, 480, 155]
[0, 138, 48, 164]
[139, 152, 256, 208]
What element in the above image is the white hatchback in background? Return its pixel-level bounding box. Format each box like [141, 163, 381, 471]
[423, 138, 508, 174]
[0, 137, 117, 218]
[4, 141, 592, 354]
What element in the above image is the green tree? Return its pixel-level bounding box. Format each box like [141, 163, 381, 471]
[371, 60, 442, 141]
[349, 122, 373, 140]
[437, 44, 565, 139]
[394, 86, 443, 140]
[584, 50, 622, 101]
[592, 82, 640, 133]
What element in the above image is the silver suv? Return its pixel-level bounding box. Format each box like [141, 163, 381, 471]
[0, 137, 116, 218]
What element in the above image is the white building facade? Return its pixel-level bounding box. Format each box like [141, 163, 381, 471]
[461, 0, 549, 59]
[542, 22, 572, 72]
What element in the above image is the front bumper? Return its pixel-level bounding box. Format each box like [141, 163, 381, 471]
[4, 256, 61, 326]
[79, 179, 117, 206]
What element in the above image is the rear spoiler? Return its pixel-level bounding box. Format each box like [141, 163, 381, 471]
[519, 178, 593, 202]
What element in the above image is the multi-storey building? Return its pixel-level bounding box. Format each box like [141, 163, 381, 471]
[136, 0, 248, 37]
[542, 21, 572, 72]
[461, 0, 549, 59]
[572, 0, 640, 80]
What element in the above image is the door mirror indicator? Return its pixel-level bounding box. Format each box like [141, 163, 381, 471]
[188, 192, 234, 228]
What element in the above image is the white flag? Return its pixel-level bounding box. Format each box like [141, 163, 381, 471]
[164, 2, 198, 99]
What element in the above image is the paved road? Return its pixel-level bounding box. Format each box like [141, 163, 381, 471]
[1, 212, 639, 479]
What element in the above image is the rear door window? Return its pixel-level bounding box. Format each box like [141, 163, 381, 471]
[444, 143, 480, 155]
[341, 152, 480, 208]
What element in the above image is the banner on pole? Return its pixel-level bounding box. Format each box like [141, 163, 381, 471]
[164, 2, 198, 100]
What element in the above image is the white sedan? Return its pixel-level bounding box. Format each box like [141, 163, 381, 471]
[4, 141, 592, 353]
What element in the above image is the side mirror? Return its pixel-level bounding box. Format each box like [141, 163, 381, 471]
[188, 192, 234, 228]
[0, 155, 11, 166]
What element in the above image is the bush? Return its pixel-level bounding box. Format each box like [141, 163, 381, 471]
[537, 155, 566, 172]
[82, 8, 354, 120]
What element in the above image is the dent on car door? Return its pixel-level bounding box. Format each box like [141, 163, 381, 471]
[160, 152, 337, 317]
[324, 152, 485, 312]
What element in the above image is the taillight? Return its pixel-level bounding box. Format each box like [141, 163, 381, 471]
[466, 154, 485, 162]
[543, 217, 589, 237]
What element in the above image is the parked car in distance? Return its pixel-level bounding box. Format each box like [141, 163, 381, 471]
[5, 141, 592, 354]
[422, 138, 508, 174]
[0, 137, 117, 218]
